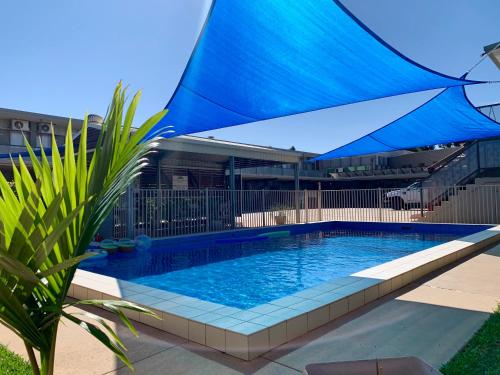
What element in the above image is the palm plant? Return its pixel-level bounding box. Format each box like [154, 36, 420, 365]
[0, 83, 168, 375]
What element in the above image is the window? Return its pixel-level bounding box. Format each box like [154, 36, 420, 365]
[36, 132, 64, 148]
[39, 134, 51, 148]
[10, 130, 27, 146]
[0, 128, 9, 145]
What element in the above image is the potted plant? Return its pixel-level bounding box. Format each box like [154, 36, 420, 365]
[272, 204, 289, 225]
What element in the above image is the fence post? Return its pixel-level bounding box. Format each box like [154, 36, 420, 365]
[230, 189, 236, 229]
[261, 190, 266, 226]
[318, 189, 322, 221]
[305, 189, 309, 223]
[295, 191, 300, 224]
[377, 187, 382, 222]
[126, 185, 135, 239]
[420, 185, 424, 218]
[205, 188, 210, 232]
[229, 156, 236, 229]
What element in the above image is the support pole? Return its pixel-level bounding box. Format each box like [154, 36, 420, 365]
[294, 163, 300, 190]
[378, 187, 383, 222]
[318, 182, 322, 222]
[294, 163, 300, 223]
[157, 157, 162, 189]
[126, 185, 135, 239]
[261, 189, 266, 227]
[420, 184, 424, 218]
[205, 188, 210, 232]
[229, 156, 236, 229]
[304, 189, 309, 223]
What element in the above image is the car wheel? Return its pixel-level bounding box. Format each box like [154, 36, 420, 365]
[391, 197, 403, 210]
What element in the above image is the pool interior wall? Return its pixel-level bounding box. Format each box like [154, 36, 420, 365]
[151, 221, 492, 247]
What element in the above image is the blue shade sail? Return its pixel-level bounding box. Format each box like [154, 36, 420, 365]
[155, 0, 478, 136]
[313, 85, 500, 160]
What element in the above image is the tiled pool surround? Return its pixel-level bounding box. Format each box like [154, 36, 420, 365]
[69, 222, 500, 360]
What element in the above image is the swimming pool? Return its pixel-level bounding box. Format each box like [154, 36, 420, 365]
[80, 224, 480, 309]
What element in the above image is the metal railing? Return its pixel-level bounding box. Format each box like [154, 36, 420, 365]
[422, 142, 480, 189]
[423, 138, 500, 190]
[113, 185, 500, 238]
[330, 166, 428, 180]
[234, 167, 327, 178]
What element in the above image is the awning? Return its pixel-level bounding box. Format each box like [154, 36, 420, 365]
[312, 85, 500, 160]
[155, 0, 478, 136]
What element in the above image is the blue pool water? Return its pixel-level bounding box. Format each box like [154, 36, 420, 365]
[80, 228, 466, 309]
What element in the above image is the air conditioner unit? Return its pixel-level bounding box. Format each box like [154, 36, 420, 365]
[11, 119, 30, 131]
[38, 122, 52, 134]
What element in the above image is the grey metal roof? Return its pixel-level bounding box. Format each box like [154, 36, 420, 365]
[0, 107, 316, 165]
[0, 107, 83, 128]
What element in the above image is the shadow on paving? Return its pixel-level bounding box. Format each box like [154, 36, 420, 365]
[104, 292, 488, 374]
[73, 305, 296, 375]
[263, 298, 488, 370]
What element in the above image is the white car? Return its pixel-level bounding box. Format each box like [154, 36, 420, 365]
[385, 182, 430, 210]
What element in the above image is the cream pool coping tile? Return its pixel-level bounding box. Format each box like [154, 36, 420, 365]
[230, 310, 262, 321]
[330, 297, 349, 320]
[230, 322, 267, 335]
[353, 229, 500, 280]
[188, 320, 206, 345]
[307, 305, 330, 330]
[165, 305, 206, 319]
[143, 289, 181, 300]
[269, 321, 287, 348]
[249, 314, 286, 327]
[70, 225, 500, 361]
[211, 306, 243, 316]
[292, 288, 327, 299]
[191, 312, 226, 324]
[269, 295, 306, 307]
[325, 282, 368, 299]
[125, 294, 164, 306]
[208, 316, 245, 329]
[266, 307, 303, 320]
[206, 325, 225, 352]
[147, 299, 179, 311]
[288, 299, 325, 313]
[169, 295, 203, 305]
[310, 291, 345, 304]
[247, 303, 283, 314]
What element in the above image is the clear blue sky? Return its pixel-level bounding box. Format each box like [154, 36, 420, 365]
[1, 0, 499, 153]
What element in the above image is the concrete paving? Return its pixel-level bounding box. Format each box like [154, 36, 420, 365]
[1, 244, 499, 374]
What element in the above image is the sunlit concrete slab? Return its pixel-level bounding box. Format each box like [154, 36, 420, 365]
[264, 299, 488, 370]
[398, 285, 498, 313]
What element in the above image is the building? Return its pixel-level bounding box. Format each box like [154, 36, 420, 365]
[2, 104, 499, 191]
[0, 108, 84, 180]
[0, 107, 313, 190]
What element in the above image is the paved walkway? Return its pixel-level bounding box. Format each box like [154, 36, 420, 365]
[2, 244, 500, 374]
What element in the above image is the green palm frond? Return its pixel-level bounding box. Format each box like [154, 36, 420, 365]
[0, 82, 167, 375]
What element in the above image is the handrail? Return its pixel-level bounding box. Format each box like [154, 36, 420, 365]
[426, 144, 469, 173]
[421, 141, 480, 207]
